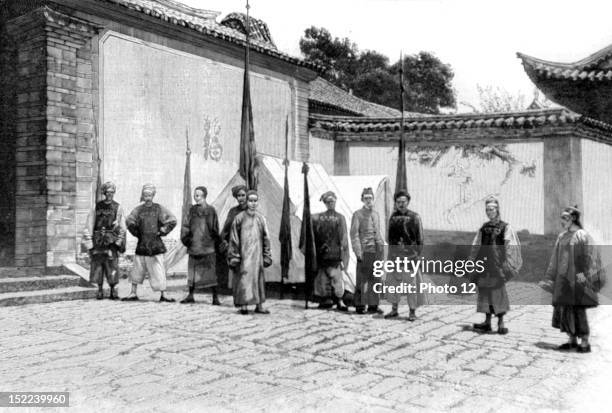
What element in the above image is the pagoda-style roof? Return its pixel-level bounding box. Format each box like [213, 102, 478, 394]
[220, 12, 276, 49]
[518, 47, 612, 124]
[309, 108, 612, 145]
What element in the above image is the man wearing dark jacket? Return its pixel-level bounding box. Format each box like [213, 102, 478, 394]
[180, 186, 222, 304]
[122, 183, 177, 302]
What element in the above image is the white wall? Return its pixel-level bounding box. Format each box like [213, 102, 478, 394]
[349, 142, 544, 233]
[100, 32, 293, 250]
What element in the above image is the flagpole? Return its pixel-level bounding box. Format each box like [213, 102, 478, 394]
[280, 116, 289, 299]
[395, 51, 407, 194]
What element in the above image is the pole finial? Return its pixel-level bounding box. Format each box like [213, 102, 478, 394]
[185, 127, 191, 155]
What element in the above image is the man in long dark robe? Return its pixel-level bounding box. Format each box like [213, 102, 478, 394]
[539, 206, 604, 353]
[122, 184, 177, 302]
[82, 181, 126, 300]
[351, 187, 384, 314]
[219, 185, 248, 287]
[312, 191, 349, 311]
[180, 186, 222, 305]
[384, 189, 427, 321]
[470, 196, 522, 334]
[228, 190, 272, 314]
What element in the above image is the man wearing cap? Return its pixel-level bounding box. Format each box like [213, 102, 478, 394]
[122, 184, 177, 302]
[227, 190, 272, 314]
[312, 191, 350, 311]
[385, 189, 427, 321]
[219, 185, 248, 287]
[82, 181, 126, 300]
[469, 196, 522, 334]
[180, 185, 222, 305]
[351, 187, 384, 314]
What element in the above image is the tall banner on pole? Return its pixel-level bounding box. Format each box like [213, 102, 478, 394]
[238, 0, 258, 190]
[395, 52, 408, 193]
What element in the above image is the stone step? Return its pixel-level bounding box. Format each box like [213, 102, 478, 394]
[0, 285, 101, 307]
[0, 275, 87, 293]
[0, 266, 45, 278]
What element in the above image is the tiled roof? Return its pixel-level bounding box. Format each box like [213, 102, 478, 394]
[220, 12, 276, 49]
[309, 77, 411, 118]
[309, 108, 582, 133]
[96, 0, 321, 71]
[517, 51, 612, 81]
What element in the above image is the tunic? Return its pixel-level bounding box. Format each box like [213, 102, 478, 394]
[219, 204, 247, 287]
[83, 200, 126, 286]
[544, 229, 604, 336]
[385, 209, 428, 307]
[469, 220, 522, 315]
[228, 211, 272, 305]
[351, 207, 384, 307]
[312, 210, 349, 299]
[181, 204, 221, 288]
[126, 203, 177, 256]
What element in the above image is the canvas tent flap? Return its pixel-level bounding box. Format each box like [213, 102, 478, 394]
[166, 155, 391, 294]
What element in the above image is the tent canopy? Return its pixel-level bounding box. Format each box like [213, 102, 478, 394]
[167, 155, 392, 290]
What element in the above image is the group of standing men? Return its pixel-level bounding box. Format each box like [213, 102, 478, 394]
[83, 180, 605, 352]
[83, 182, 271, 313]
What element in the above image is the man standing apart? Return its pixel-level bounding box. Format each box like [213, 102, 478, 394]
[385, 190, 428, 321]
[228, 190, 272, 314]
[470, 196, 522, 334]
[312, 191, 349, 311]
[123, 184, 177, 302]
[180, 186, 222, 305]
[351, 187, 384, 314]
[83, 181, 126, 300]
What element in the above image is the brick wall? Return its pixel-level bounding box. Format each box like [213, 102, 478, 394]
[7, 11, 48, 268]
[43, 8, 98, 267]
[6, 7, 99, 268]
[0, 19, 17, 265]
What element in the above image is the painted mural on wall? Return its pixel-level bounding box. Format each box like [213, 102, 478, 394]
[350, 142, 544, 234]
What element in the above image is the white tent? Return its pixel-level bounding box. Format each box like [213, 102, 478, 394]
[166, 155, 392, 292]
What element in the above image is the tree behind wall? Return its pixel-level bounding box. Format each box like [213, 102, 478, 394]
[299, 26, 456, 114]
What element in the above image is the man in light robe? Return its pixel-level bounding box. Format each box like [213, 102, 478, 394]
[351, 187, 384, 314]
[180, 186, 222, 305]
[82, 181, 126, 299]
[122, 184, 177, 302]
[312, 191, 349, 311]
[470, 196, 522, 334]
[228, 190, 272, 314]
[384, 189, 428, 321]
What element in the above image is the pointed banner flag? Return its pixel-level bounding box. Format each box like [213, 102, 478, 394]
[279, 116, 292, 281]
[163, 129, 190, 271]
[299, 162, 317, 309]
[181, 128, 192, 228]
[238, 1, 258, 190]
[395, 51, 408, 194]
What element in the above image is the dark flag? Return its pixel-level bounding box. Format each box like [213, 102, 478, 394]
[299, 162, 317, 308]
[238, 3, 258, 190]
[181, 128, 192, 227]
[279, 117, 292, 280]
[395, 52, 408, 193]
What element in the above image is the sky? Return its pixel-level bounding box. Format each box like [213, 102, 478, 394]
[184, 0, 612, 110]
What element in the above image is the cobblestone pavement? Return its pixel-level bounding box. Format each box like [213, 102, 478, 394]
[1, 280, 612, 413]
